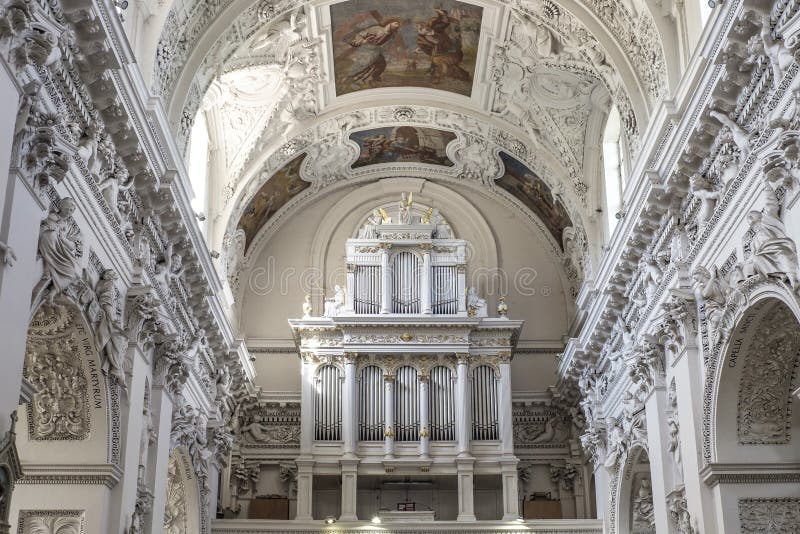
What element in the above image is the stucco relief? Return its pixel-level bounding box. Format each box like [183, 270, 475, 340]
[17, 510, 84, 534]
[737, 304, 800, 444]
[24, 304, 91, 441]
[163, 455, 188, 534]
[739, 498, 800, 533]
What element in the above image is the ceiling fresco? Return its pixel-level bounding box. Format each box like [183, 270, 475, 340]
[350, 126, 457, 168]
[496, 152, 572, 249]
[237, 155, 309, 252]
[330, 0, 483, 96]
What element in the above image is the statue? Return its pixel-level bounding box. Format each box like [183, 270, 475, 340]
[0, 240, 16, 267]
[302, 294, 312, 318]
[184, 329, 209, 363]
[398, 192, 413, 224]
[95, 269, 128, 387]
[709, 110, 751, 160]
[467, 287, 487, 318]
[323, 285, 345, 317]
[692, 266, 727, 332]
[741, 183, 800, 288]
[689, 173, 721, 226]
[604, 416, 627, 470]
[632, 478, 655, 527]
[98, 155, 135, 221]
[34, 197, 83, 304]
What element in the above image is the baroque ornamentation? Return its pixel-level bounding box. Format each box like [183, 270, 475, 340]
[737, 305, 800, 444]
[24, 304, 91, 441]
[738, 498, 800, 533]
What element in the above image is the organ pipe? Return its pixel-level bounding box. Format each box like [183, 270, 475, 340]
[314, 365, 342, 441]
[471, 365, 498, 440]
[429, 366, 455, 441]
[394, 366, 420, 441]
[359, 366, 384, 441]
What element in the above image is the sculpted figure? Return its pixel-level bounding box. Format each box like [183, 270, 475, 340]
[323, 285, 345, 317]
[95, 269, 128, 386]
[742, 183, 800, 288]
[98, 156, 135, 221]
[302, 294, 312, 318]
[34, 198, 83, 304]
[709, 110, 751, 160]
[398, 192, 413, 224]
[690, 173, 721, 226]
[603, 416, 627, 470]
[467, 287, 487, 318]
[692, 266, 727, 332]
[758, 15, 795, 86]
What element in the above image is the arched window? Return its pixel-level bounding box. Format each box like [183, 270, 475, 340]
[314, 365, 342, 441]
[358, 365, 384, 441]
[391, 251, 421, 313]
[428, 366, 455, 441]
[471, 365, 498, 440]
[394, 366, 420, 441]
[602, 105, 629, 237]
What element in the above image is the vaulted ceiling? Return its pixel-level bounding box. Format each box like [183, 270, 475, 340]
[132, 0, 684, 334]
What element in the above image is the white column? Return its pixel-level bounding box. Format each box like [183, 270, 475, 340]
[456, 458, 476, 521]
[455, 355, 471, 457]
[421, 247, 432, 314]
[300, 358, 315, 454]
[644, 385, 677, 534]
[295, 459, 314, 521]
[672, 343, 717, 534]
[501, 459, 520, 520]
[457, 266, 467, 313]
[384, 374, 395, 459]
[108, 353, 148, 532]
[498, 354, 514, 456]
[380, 245, 391, 314]
[593, 465, 611, 528]
[145, 385, 175, 533]
[342, 354, 357, 458]
[419, 374, 430, 459]
[340, 459, 359, 521]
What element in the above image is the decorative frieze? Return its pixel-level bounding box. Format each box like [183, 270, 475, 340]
[739, 498, 800, 533]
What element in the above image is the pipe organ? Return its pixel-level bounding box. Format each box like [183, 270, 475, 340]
[290, 196, 523, 522]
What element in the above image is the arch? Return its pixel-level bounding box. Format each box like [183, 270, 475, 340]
[711, 296, 800, 465]
[164, 448, 202, 534]
[610, 446, 654, 534]
[17, 300, 116, 466]
[703, 281, 800, 464]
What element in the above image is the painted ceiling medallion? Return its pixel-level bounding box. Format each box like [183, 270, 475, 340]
[330, 0, 483, 96]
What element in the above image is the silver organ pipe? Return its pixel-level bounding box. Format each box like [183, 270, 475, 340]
[471, 365, 498, 440]
[429, 366, 455, 441]
[391, 251, 421, 313]
[358, 366, 384, 441]
[394, 366, 420, 441]
[432, 265, 457, 314]
[354, 265, 381, 314]
[315, 365, 342, 441]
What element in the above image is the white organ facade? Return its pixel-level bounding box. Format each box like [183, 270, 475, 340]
[289, 201, 523, 522]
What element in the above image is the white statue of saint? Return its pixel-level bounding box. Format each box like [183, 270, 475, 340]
[467, 287, 487, 318]
[323, 285, 346, 317]
[398, 192, 413, 224]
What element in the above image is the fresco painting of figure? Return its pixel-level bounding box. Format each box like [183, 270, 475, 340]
[331, 0, 483, 96]
[237, 155, 310, 251]
[496, 152, 572, 249]
[350, 126, 457, 168]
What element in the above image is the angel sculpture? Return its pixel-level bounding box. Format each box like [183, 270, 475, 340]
[335, 10, 406, 87]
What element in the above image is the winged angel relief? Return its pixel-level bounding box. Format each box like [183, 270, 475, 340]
[331, 0, 482, 96]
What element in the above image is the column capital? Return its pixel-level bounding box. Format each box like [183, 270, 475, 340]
[419, 243, 433, 252]
[343, 351, 358, 364]
[456, 353, 471, 365]
[383, 374, 395, 383]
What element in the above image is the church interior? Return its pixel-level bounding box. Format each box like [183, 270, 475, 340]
[0, 0, 799, 532]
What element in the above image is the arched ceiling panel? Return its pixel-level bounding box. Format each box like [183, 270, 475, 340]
[149, 0, 675, 194]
